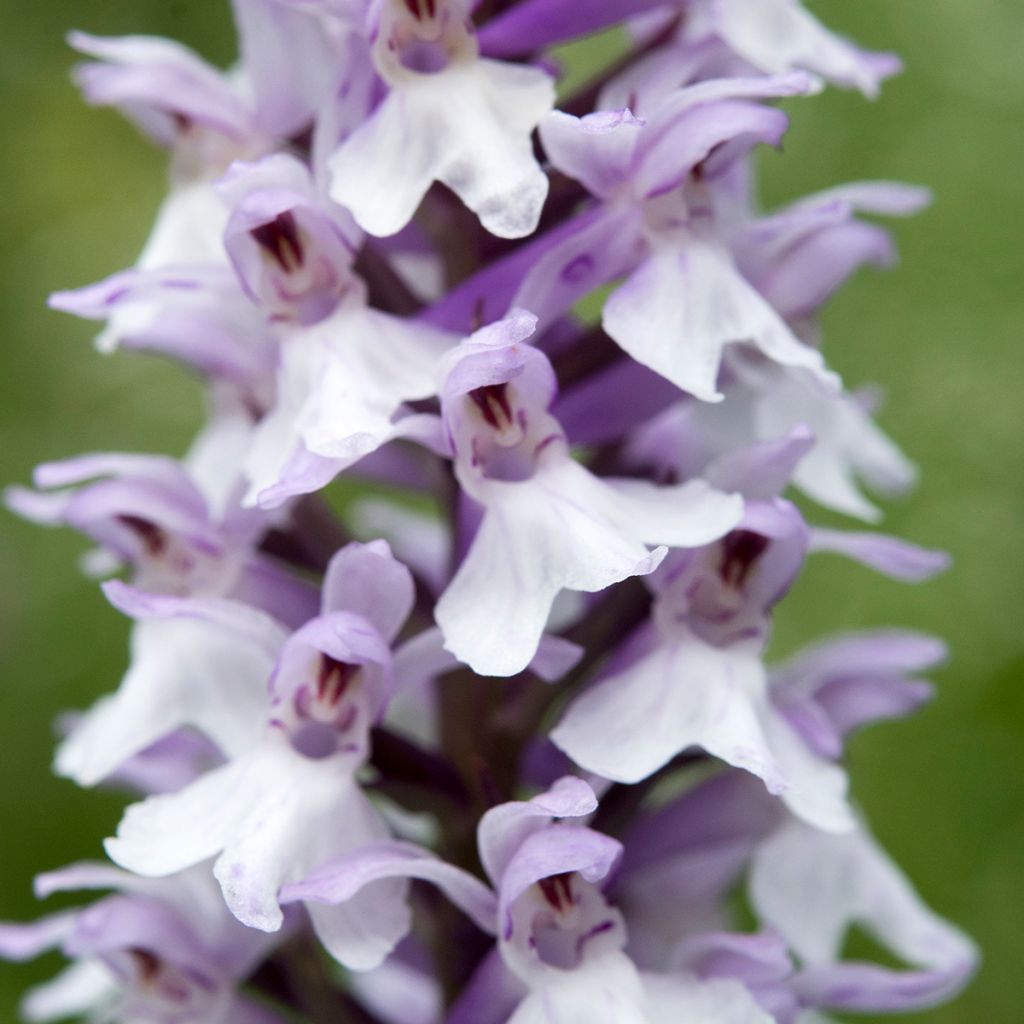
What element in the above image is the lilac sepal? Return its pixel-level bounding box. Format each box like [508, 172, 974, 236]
[770, 630, 941, 759]
[425, 208, 600, 333]
[106, 729, 224, 796]
[0, 913, 78, 962]
[49, 265, 275, 387]
[101, 580, 289, 657]
[512, 205, 648, 327]
[232, 556, 321, 630]
[529, 635, 585, 682]
[539, 75, 813, 207]
[68, 31, 252, 144]
[322, 538, 415, 643]
[796, 959, 977, 1014]
[477, 0, 669, 58]
[280, 840, 498, 935]
[809, 527, 951, 581]
[497, 824, 622, 932]
[34, 863, 149, 900]
[478, 775, 599, 884]
[735, 182, 931, 321]
[229, 0, 341, 138]
[750, 820, 979, 1014]
[703, 428, 816, 499]
[618, 772, 782, 890]
[678, 929, 794, 988]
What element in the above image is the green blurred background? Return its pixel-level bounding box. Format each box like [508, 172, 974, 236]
[0, 1, 1021, 1020]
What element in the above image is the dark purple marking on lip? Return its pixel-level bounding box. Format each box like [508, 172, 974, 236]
[538, 872, 574, 912]
[116, 514, 166, 557]
[719, 529, 770, 589]
[129, 947, 161, 985]
[403, 0, 437, 20]
[317, 656, 358, 707]
[469, 383, 514, 430]
[576, 917, 614, 958]
[251, 211, 304, 273]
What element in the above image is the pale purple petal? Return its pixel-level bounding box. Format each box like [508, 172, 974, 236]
[498, 825, 622, 927]
[703, 428, 815, 498]
[231, 0, 339, 137]
[478, 0, 667, 57]
[511, 205, 646, 327]
[478, 776, 598, 885]
[281, 841, 497, 936]
[321, 541, 416, 643]
[0, 914, 78, 962]
[68, 31, 250, 142]
[809, 528, 950, 582]
[539, 108, 645, 200]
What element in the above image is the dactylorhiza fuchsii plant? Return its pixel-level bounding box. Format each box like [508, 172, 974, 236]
[1, 2, 979, 1022]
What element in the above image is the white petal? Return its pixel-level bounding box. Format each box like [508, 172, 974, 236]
[106, 757, 254, 879]
[56, 614, 274, 786]
[643, 971, 773, 1024]
[107, 743, 379, 932]
[596, 474, 743, 549]
[136, 182, 229, 270]
[306, 880, 412, 971]
[329, 60, 552, 238]
[761, 709, 854, 833]
[508, 951, 649, 1024]
[750, 819, 978, 971]
[552, 638, 785, 789]
[751, 368, 916, 522]
[436, 465, 663, 677]
[22, 961, 116, 1023]
[298, 307, 453, 459]
[604, 238, 837, 402]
